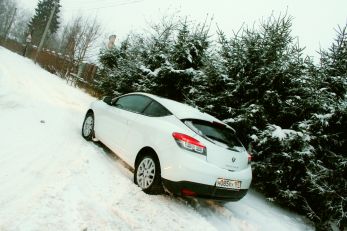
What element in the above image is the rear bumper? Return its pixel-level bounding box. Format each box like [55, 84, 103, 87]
[160, 147, 252, 190]
[162, 179, 248, 201]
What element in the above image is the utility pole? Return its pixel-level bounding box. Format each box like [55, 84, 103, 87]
[4, 8, 17, 41]
[34, 2, 57, 63]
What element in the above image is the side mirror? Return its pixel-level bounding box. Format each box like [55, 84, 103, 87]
[102, 96, 112, 105]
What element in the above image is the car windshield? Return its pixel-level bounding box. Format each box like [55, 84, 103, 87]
[183, 119, 243, 149]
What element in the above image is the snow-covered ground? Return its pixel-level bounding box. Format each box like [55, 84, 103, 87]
[0, 47, 314, 231]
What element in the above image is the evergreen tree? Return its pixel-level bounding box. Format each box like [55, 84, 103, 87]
[250, 22, 347, 231]
[191, 15, 312, 141]
[96, 18, 211, 102]
[97, 37, 141, 96]
[149, 20, 210, 101]
[27, 0, 61, 45]
[320, 25, 347, 99]
[94, 14, 346, 230]
[305, 23, 347, 230]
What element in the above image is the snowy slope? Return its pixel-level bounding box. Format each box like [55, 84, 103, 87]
[0, 47, 313, 231]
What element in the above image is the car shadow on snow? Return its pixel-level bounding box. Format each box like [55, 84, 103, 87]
[91, 141, 134, 172]
[86, 140, 251, 230]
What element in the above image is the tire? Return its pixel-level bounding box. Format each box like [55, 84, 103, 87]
[82, 111, 94, 141]
[134, 154, 163, 195]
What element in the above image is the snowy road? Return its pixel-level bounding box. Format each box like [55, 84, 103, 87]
[0, 47, 313, 231]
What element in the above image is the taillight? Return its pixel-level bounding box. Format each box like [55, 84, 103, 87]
[181, 188, 197, 197]
[172, 132, 206, 155]
[248, 153, 252, 164]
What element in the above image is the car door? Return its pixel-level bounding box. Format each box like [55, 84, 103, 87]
[123, 99, 173, 166]
[102, 95, 151, 160]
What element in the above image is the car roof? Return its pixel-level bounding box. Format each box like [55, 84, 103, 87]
[128, 92, 224, 123]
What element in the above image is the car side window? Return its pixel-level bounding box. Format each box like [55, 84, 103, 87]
[113, 95, 151, 113]
[143, 100, 171, 117]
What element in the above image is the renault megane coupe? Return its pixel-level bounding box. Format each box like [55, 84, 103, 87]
[82, 92, 252, 201]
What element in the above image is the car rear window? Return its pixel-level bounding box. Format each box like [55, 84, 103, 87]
[183, 119, 243, 149]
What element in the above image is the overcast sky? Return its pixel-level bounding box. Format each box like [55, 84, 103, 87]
[18, 0, 347, 60]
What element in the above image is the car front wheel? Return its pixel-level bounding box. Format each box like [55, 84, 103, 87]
[82, 111, 94, 141]
[134, 154, 163, 194]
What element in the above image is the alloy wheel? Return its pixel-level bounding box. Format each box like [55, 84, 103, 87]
[83, 115, 94, 137]
[136, 157, 156, 189]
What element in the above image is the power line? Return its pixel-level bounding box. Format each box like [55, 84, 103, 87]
[64, 0, 143, 12]
[67, 0, 129, 6]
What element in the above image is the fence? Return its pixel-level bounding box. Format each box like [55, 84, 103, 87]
[0, 37, 100, 97]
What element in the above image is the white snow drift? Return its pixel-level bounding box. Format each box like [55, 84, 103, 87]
[0, 47, 313, 231]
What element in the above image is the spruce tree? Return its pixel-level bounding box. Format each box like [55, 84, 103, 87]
[96, 18, 211, 102]
[306, 23, 347, 230]
[27, 0, 61, 45]
[94, 16, 346, 230]
[320, 25, 347, 99]
[97, 37, 143, 96]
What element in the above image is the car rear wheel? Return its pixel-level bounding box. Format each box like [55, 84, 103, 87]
[82, 111, 94, 141]
[134, 154, 163, 194]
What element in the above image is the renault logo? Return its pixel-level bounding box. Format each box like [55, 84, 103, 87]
[232, 157, 236, 163]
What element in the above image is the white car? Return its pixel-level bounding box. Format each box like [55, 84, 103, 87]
[82, 92, 252, 201]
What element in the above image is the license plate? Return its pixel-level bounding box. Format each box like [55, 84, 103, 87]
[216, 178, 241, 189]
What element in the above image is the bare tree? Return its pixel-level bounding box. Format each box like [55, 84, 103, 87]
[75, 16, 101, 65]
[57, 15, 101, 83]
[10, 7, 32, 42]
[60, 15, 101, 64]
[0, 0, 17, 38]
[61, 16, 82, 60]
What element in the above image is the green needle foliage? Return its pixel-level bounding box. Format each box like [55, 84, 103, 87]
[95, 14, 347, 230]
[27, 0, 61, 45]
